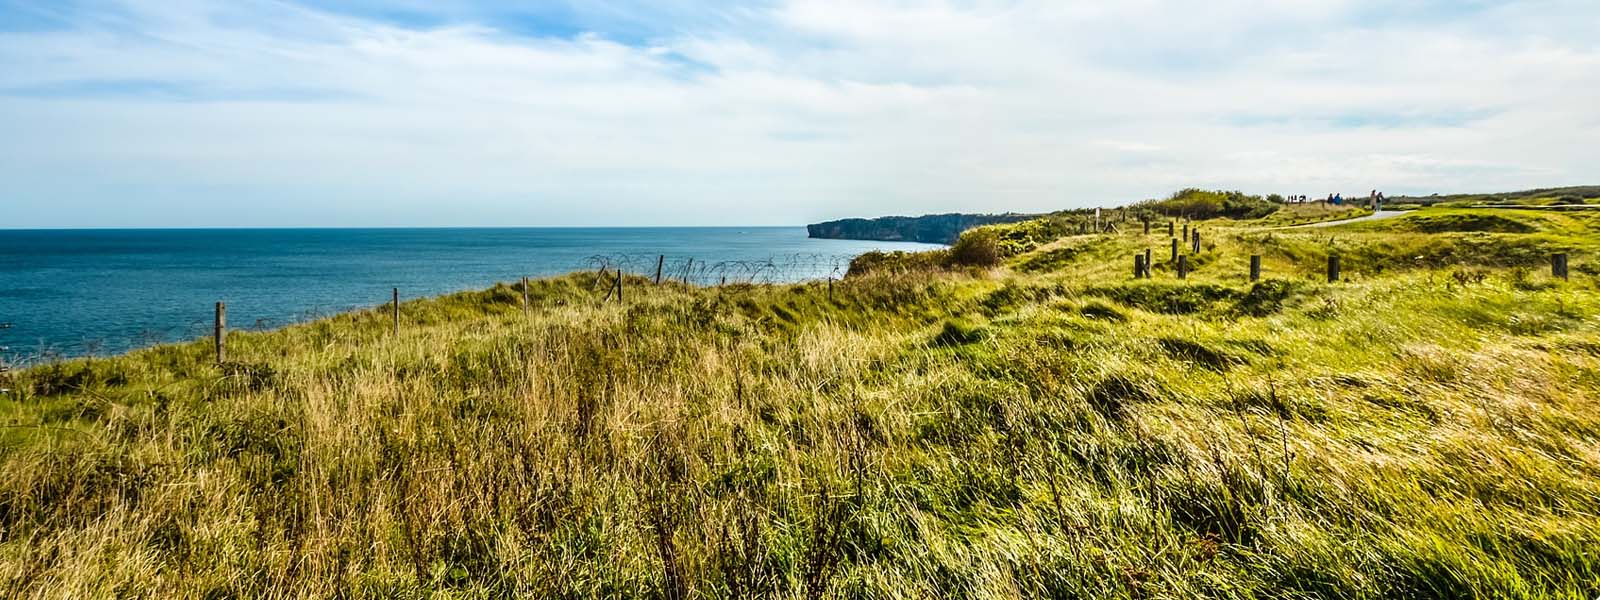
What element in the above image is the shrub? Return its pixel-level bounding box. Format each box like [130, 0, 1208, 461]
[984, 217, 1080, 256]
[850, 226, 1009, 277]
[1138, 189, 1279, 220]
[847, 249, 948, 277]
[947, 228, 1003, 268]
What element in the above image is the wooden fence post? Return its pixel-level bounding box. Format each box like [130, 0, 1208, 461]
[616, 270, 624, 302]
[1552, 253, 1569, 280]
[1170, 238, 1179, 262]
[214, 301, 226, 364]
[1327, 255, 1341, 283]
[828, 278, 834, 302]
[1250, 255, 1261, 282]
[1168, 221, 1175, 237]
[392, 288, 400, 336]
[1183, 222, 1189, 242]
[683, 258, 694, 284]
[1143, 248, 1153, 279]
[1143, 221, 1151, 235]
[521, 277, 530, 314]
[655, 255, 665, 285]
[1177, 255, 1189, 279]
[1134, 254, 1144, 278]
[1192, 232, 1201, 254]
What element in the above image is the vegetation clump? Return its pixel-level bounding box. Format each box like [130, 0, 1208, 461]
[1232, 279, 1315, 317]
[1139, 188, 1279, 220]
[945, 228, 1004, 267]
[1082, 282, 1241, 315]
[932, 317, 989, 346]
[849, 225, 1010, 276]
[1398, 212, 1538, 233]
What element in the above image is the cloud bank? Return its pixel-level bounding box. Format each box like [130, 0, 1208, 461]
[2, 0, 1596, 227]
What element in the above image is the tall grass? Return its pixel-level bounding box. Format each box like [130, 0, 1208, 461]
[2, 210, 1598, 598]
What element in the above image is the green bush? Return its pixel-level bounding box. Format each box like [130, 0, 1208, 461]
[848, 225, 1010, 277]
[1139, 189, 1279, 220]
[847, 249, 949, 277]
[985, 217, 1080, 256]
[947, 228, 1003, 268]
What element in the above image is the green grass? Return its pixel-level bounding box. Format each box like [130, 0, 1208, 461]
[1252, 202, 1371, 227]
[2, 207, 1599, 598]
[1389, 185, 1600, 208]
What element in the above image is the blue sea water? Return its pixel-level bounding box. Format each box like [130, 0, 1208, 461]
[0, 228, 940, 361]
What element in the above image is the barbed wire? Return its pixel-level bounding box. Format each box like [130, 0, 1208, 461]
[0, 252, 872, 368]
[584, 253, 852, 286]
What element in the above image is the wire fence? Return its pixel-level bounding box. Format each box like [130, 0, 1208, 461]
[584, 253, 852, 286]
[0, 253, 868, 368]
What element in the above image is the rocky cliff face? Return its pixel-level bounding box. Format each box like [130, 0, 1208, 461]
[806, 213, 1036, 245]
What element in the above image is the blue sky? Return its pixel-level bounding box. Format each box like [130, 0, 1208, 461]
[2, 0, 1597, 228]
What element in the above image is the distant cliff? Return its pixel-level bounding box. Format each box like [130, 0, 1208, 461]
[807, 213, 1038, 245]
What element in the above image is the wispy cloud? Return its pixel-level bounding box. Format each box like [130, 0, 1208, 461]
[1, 0, 1596, 227]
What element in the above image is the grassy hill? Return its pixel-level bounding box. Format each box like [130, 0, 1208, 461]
[3, 206, 1599, 598]
[1388, 185, 1600, 208]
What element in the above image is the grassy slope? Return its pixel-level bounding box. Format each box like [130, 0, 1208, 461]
[2, 210, 1599, 598]
[1253, 203, 1371, 227]
[1387, 186, 1600, 208]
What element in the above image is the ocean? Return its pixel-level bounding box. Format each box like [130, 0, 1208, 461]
[0, 228, 940, 361]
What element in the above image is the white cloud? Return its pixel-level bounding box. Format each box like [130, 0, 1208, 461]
[0, 0, 1596, 227]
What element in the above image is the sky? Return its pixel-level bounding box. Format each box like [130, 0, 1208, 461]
[1, 0, 1597, 228]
